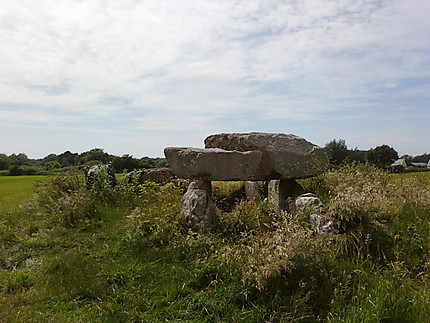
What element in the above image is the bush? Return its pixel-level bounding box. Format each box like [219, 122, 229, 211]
[8, 165, 46, 176]
[21, 171, 147, 225]
[218, 199, 275, 236]
[125, 184, 183, 250]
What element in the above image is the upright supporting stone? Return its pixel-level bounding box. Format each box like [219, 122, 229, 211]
[268, 179, 305, 214]
[294, 193, 339, 235]
[182, 179, 217, 232]
[244, 181, 262, 201]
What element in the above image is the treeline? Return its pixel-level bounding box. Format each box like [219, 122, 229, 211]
[1, 142, 429, 176]
[0, 148, 167, 176]
[325, 139, 430, 170]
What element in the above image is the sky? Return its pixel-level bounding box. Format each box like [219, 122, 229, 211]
[1, 0, 429, 159]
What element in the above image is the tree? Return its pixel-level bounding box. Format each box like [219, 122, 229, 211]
[411, 153, 430, 163]
[8, 165, 25, 175]
[44, 161, 61, 170]
[58, 151, 79, 167]
[324, 139, 348, 166]
[9, 153, 30, 166]
[79, 148, 111, 165]
[140, 157, 156, 168]
[0, 153, 11, 170]
[112, 155, 143, 173]
[41, 153, 58, 164]
[347, 148, 368, 163]
[367, 145, 398, 167]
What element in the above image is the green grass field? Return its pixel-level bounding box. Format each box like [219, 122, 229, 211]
[0, 176, 49, 214]
[1, 168, 429, 322]
[0, 173, 129, 214]
[390, 170, 430, 183]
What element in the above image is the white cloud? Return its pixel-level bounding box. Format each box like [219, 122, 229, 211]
[0, 0, 429, 155]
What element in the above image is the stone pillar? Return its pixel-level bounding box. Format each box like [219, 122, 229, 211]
[294, 193, 339, 235]
[244, 181, 262, 201]
[268, 179, 305, 214]
[182, 179, 218, 232]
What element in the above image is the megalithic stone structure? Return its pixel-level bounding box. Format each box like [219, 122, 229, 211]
[165, 132, 329, 231]
[204, 132, 329, 179]
[268, 179, 305, 214]
[182, 179, 217, 231]
[244, 181, 262, 201]
[164, 147, 264, 181]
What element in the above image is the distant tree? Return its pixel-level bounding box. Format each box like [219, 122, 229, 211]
[41, 153, 58, 164]
[39, 152, 80, 168]
[140, 157, 156, 169]
[0, 153, 12, 170]
[367, 145, 399, 167]
[346, 148, 368, 163]
[79, 148, 111, 165]
[44, 161, 61, 170]
[58, 151, 79, 166]
[8, 165, 41, 176]
[8, 165, 25, 175]
[9, 153, 30, 166]
[411, 153, 430, 163]
[154, 158, 168, 168]
[324, 139, 348, 165]
[112, 154, 142, 173]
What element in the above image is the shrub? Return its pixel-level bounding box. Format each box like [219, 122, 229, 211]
[216, 217, 323, 291]
[19, 171, 86, 218]
[125, 183, 183, 250]
[21, 171, 141, 225]
[8, 165, 46, 176]
[56, 190, 99, 225]
[218, 199, 275, 236]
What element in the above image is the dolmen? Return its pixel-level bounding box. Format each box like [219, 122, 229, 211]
[164, 132, 330, 232]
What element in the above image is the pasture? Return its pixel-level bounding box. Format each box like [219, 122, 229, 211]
[0, 176, 48, 214]
[391, 170, 430, 182]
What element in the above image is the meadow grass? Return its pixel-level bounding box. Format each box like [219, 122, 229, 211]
[0, 176, 49, 214]
[0, 168, 429, 322]
[390, 170, 430, 183]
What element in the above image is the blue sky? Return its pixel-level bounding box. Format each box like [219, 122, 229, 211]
[1, 0, 429, 158]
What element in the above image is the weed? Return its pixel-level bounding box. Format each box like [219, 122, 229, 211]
[0, 228, 16, 246]
[218, 199, 275, 236]
[41, 251, 107, 301]
[1, 270, 33, 293]
[212, 181, 245, 212]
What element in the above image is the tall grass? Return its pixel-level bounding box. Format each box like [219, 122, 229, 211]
[1, 165, 429, 321]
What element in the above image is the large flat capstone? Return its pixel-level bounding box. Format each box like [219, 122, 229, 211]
[204, 132, 329, 179]
[164, 147, 265, 181]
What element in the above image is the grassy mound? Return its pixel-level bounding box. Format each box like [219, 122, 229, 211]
[1, 165, 429, 322]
